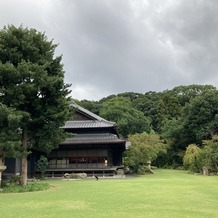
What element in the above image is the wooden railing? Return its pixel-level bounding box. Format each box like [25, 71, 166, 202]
[48, 163, 108, 169]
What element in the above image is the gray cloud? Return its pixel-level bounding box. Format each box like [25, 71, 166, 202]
[152, 0, 218, 83]
[1, 0, 218, 100]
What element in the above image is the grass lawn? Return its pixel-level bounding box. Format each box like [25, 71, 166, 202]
[1, 169, 218, 218]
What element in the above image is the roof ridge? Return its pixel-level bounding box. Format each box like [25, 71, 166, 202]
[70, 101, 115, 124]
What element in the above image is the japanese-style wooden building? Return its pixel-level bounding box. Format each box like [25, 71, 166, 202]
[46, 102, 126, 177]
[4, 102, 126, 178]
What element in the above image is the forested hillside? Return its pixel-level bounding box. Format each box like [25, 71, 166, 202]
[77, 84, 218, 170]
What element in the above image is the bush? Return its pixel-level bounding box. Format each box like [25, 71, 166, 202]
[35, 155, 49, 179]
[9, 175, 21, 185]
[1, 182, 49, 193]
[137, 166, 154, 174]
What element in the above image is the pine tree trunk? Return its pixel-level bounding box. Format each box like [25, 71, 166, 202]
[20, 128, 28, 186]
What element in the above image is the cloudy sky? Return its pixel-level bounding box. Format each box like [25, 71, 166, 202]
[1, 0, 218, 100]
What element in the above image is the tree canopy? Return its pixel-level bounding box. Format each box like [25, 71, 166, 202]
[0, 25, 71, 185]
[124, 132, 167, 174]
[100, 97, 151, 137]
[77, 84, 218, 172]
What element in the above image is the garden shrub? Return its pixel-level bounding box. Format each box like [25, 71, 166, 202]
[1, 182, 49, 193]
[35, 155, 49, 179]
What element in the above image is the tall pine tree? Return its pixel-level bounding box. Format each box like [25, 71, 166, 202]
[0, 25, 71, 185]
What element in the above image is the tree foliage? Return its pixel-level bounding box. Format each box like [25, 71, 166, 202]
[76, 84, 218, 170]
[0, 25, 71, 185]
[124, 132, 167, 174]
[182, 91, 218, 145]
[78, 99, 102, 116]
[183, 136, 218, 174]
[200, 135, 218, 173]
[132, 91, 160, 131]
[183, 144, 202, 172]
[100, 97, 150, 137]
[0, 103, 23, 158]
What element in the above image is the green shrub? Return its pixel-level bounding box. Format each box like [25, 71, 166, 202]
[137, 166, 154, 174]
[35, 155, 49, 179]
[1, 182, 49, 193]
[8, 175, 21, 185]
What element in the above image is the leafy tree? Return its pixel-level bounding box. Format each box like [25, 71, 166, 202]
[157, 92, 182, 133]
[183, 136, 218, 174]
[132, 91, 160, 131]
[200, 135, 218, 174]
[160, 87, 218, 167]
[99, 94, 117, 103]
[124, 132, 167, 174]
[100, 97, 150, 137]
[155, 118, 184, 167]
[76, 84, 218, 168]
[0, 25, 71, 185]
[78, 99, 102, 115]
[183, 144, 202, 172]
[171, 84, 217, 106]
[117, 92, 143, 101]
[182, 91, 218, 145]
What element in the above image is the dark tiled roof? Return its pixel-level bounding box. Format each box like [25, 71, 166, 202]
[62, 133, 125, 144]
[63, 120, 115, 129]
